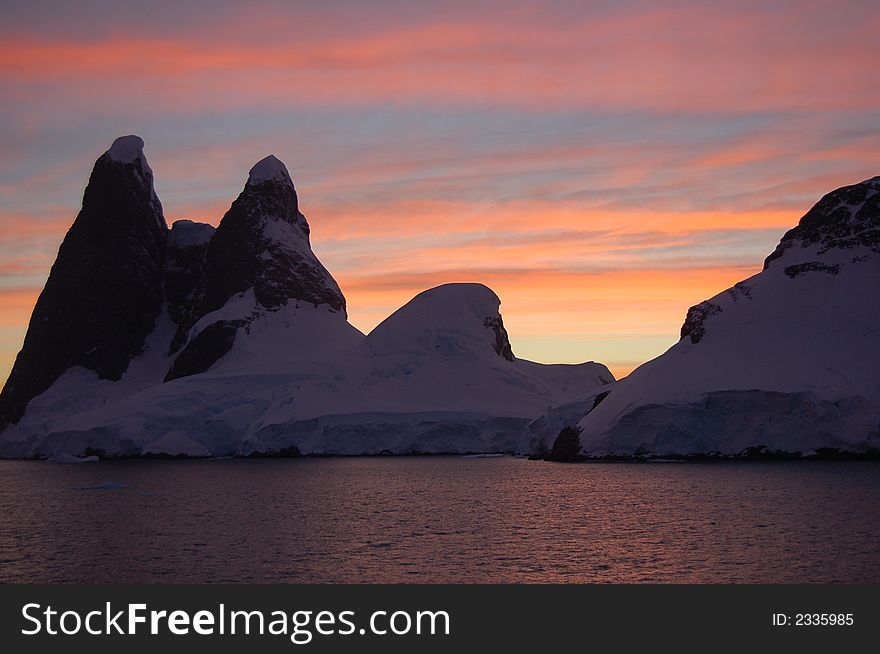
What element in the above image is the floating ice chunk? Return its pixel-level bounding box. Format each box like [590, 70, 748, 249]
[47, 453, 99, 464]
[75, 482, 129, 490]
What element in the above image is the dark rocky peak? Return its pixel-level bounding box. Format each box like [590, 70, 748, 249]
[0, 135, 168, 427]
[165, 156, 348, 381]
[201, 155, 345, 315]
[764, 175, 880, 270]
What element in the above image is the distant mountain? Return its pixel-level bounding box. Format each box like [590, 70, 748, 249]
[571, 175, 880, 456]
[0, 136, 612, 458]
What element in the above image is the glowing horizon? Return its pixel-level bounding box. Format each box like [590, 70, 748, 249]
[1, 0, 878, 382]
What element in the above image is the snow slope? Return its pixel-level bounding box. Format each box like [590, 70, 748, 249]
[240, 284, 613, 455]
[576, 175, 880, 456]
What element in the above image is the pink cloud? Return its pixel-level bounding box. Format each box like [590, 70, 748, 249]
[1, 4, 877, 114]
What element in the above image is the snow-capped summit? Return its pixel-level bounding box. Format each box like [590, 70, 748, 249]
[247, 154, 293, 187]
[575, 174, 880, 456]
[106, 135, 146, 164]
[202, 154, 343, 314]
[101, 135, 160, 214]
[366, 283, 514, 360]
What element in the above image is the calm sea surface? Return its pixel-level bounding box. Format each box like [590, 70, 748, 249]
[0, 457, 878, 583]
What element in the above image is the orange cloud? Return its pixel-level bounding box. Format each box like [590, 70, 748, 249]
[339, 266, 755, 330]
[307, 201, 795, 242]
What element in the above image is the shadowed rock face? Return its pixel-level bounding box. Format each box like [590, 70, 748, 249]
[165, 220, 215, 354]
[483, 316, 515, 361]
[0, 136, 168, 427]
[164, 320, 244, 382]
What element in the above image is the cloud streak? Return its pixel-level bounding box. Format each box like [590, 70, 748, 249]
[2, 2, 878, 114]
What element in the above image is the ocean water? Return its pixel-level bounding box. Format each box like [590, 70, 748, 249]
[0, 457, 878, 583]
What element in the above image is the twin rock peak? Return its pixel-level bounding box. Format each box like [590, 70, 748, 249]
[1, 136, 352, 426]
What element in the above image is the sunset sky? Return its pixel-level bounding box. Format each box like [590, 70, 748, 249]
[1, 0, 878, 380]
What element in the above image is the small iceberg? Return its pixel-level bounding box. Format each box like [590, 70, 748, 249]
[47, 453, 99, 464]
[74, 482, 129, 491]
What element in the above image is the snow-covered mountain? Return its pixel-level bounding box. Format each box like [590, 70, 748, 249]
[573, 175, 880, 456]
[240, 283, 613, 455]
[0, 136, 612, 458]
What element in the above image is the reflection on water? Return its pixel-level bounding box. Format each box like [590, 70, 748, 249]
[0, 457, 878, 583]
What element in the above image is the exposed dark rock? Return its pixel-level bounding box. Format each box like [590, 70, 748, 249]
[0, 136, 167, 428]
[764, 176, 880, 270]
[164, 319, 245, 381]
[546, 425, 583, 462]
[590, 390, 611, 411]
[482, 315, 515, 361]
[241, 445, 303, 458]
[726, 281, 753, 301]
[783, 261, 841, 278]
[680, 301, 723, 344]
[738, 445, 802, 460]
[165, 220, 214, 353]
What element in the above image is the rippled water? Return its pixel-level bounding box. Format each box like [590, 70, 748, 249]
[1, 457, 878, 583]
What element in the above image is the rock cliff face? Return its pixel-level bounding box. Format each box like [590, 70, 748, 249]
[0, 136, 168, 428]
[165, 220, 214, 354]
